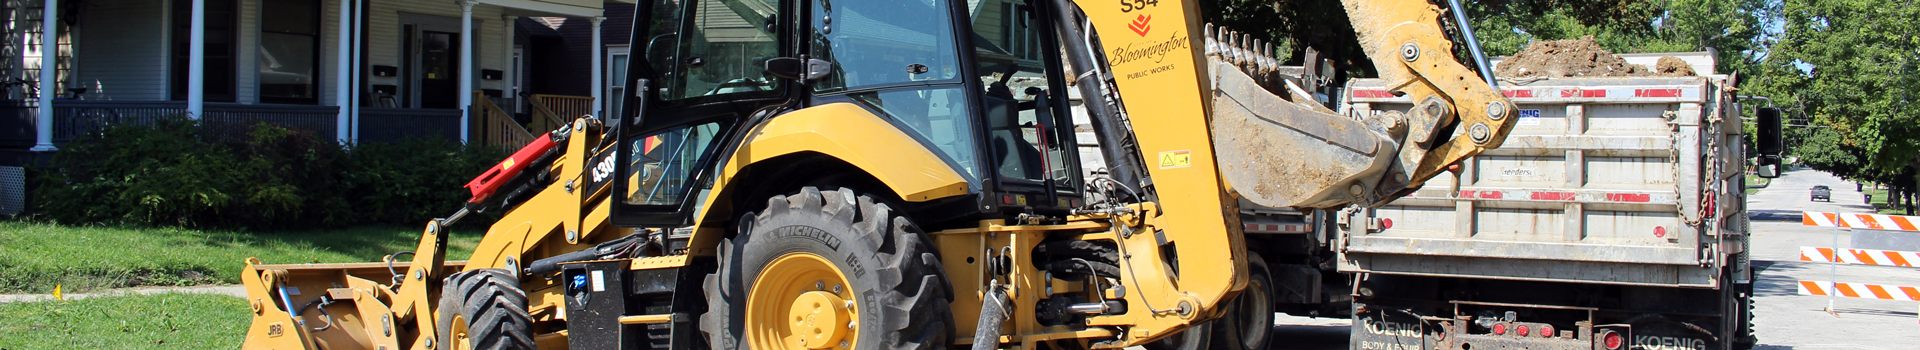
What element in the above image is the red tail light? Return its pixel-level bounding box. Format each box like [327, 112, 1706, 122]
[1540, 324, 1555, 338]
[1600, 330, 1624, 349]
[1516, 325, 1530, 336]
[1491, 323, 1506, 335]
[1382, 218, 1394, 229]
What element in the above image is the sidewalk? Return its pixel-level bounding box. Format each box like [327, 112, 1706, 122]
[0, 284, 246, 303]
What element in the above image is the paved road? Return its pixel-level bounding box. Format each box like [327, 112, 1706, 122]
[1745, 168, 1920, 350]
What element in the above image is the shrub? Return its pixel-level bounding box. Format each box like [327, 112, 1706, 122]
[33, 117, 506, 230]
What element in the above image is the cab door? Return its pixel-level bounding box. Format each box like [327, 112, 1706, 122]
[609, 0, 793, 227]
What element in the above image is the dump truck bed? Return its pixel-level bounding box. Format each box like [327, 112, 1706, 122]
[1335, 60, 1749, 288]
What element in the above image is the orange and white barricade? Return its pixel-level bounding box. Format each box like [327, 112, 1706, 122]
[1802, 211, 1920, 231]
[1797, 281, 1920, 301]
[1800, 246, 1920, 267]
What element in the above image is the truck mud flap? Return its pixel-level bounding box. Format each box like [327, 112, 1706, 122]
[1350, 302, 1441, 350]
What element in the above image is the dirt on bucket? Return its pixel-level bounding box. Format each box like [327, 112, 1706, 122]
[1495, 36, 1661, 78]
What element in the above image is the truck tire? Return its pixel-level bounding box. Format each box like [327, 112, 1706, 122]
[436, 269, 534, 350]
[1144, 322, 1213, 350]
[1210, 254, 1274, 350]
[702, 187, 954, 350]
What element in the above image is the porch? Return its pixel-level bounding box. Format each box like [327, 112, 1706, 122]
[0, 0, 623, 166]
[0, 94, 591, 148]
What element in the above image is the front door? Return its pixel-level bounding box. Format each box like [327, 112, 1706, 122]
[417, 31, 459, 109]
[609, 0, 790, 227]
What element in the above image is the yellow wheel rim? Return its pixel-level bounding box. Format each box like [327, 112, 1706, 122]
[747, 252, 860, 350]
[451, 314, 472, 350]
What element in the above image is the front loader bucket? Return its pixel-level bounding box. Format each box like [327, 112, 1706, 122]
[1208, 61, 1399, 209]
[239, 258, 465, 350]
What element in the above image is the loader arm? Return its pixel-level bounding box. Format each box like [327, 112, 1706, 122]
[1039, 0, 1515, 344]
[1063, 0, 1517, 210]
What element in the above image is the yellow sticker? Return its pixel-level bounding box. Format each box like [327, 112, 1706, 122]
[502, 158, 515, 169]
[1158, 150, 1191, 169]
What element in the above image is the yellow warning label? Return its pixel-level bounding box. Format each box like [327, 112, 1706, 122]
[502, 158, 516, 168]
[1158, 150, 1191, 169]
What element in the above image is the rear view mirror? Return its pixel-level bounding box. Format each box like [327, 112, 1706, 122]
[1754, 107, 1784, 178]
[765, 57, 831, 82]
[1756, 107, 1784, 156]
[1756, 161, 1780, 178]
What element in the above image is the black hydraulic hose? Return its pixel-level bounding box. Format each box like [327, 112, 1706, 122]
[1044, 0, 1146, 199]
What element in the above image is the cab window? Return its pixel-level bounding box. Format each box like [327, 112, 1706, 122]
[646, 0, 782, 101]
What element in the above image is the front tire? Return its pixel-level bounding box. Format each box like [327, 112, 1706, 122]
[702, 187, 954, 350]
[1211, 254, 1274, 350]
[437, 269, 534, 350]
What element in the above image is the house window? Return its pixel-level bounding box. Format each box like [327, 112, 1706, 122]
[1002, 2, 1041, 61]
[171, 0, 239, 102]
[606, 46, 628, 116]
[259, 0, 321, 104]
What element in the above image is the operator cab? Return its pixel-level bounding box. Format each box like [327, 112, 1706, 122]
[609, 0, 1085, 228]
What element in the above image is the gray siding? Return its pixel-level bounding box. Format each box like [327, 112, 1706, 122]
[74, 0, 168, 100]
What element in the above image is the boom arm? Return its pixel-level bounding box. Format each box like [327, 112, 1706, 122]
[1062, 0, 1518, 210]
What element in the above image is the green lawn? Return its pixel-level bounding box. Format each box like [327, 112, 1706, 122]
[0, 222, 484, 294]
[0, 293, 249, 349]
[1744, 174, 1773, 195]
[1862, 187, 1915, 215]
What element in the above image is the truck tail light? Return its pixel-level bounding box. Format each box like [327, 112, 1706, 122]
[1539, 324, 1555, 338]
[1600, 329, 1624, 349]
[1516, 325, 1530, 336]
[1491, 323, 1506, 335]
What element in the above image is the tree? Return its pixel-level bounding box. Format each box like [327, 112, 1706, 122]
[1771, 0, 1920, 178]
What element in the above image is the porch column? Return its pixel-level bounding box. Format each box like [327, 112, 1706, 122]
[335, 0, 354, 142]
[187, 0, 206, 118]
[590, 16, 603, 119]
[456, 0, 477, 143]
[503, 15, 515, 112]
[29, 0, 55, 151]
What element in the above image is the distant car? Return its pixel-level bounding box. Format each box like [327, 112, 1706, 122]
[1811, 185, 1832, 202]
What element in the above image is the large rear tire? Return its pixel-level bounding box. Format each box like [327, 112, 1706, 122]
[702, 187, 954, 350]
[436, 269, 535, 350]
[1144, 322, 1213, 350]
[1211, 254, 1274, 350]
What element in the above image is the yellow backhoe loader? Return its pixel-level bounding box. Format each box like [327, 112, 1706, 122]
[237, 0, 1516, 349]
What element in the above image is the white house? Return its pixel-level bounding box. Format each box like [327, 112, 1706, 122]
[0, 0, 629, 166]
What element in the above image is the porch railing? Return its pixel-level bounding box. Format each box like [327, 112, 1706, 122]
[51, 101, 187, 142]
[40, 101, 338, 144]
[476, 92, 534, 150]
[358, 108, 462, 143]
[203, 104, 339, 141]
[529, 94, 592, 133]
[0, 100, 34, 149]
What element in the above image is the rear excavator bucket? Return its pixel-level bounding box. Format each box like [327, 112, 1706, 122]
[1200, 0, 1518, 210]
[1209, 60, 1399, 210]
[1201, 26, 1403, 210]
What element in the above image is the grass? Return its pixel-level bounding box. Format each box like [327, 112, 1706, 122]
[1744, 173, 1773, 195]
[0, 293, 248, 349]
[0, 221, 484, 294]
[1861, 187, 1915, 215]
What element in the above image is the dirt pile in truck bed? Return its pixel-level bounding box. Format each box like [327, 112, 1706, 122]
[1653, 56, 1697, 76]
[1495, 36, 1683, 78]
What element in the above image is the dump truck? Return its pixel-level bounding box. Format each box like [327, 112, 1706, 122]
[237, 0, 1527, 349]
[1332, 52, 1765, 350]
